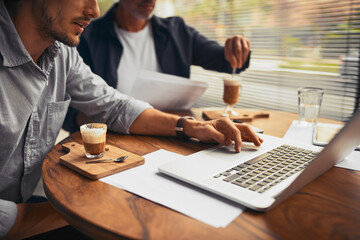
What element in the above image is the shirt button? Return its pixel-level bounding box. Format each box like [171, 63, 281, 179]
[27, 149, 32, 155]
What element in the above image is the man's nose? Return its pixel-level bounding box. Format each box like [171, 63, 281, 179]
[84, 0, 100, 19]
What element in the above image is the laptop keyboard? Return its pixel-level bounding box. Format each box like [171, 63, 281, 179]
[213, 144, 319, 194]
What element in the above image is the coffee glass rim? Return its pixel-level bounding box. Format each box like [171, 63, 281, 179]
[297, 87, 324, 94]
[223, 76, 242, 82]
[80, 123, 107, 131]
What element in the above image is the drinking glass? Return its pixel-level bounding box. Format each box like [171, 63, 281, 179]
[297, 87, 324, 126]
[80, 123, 107, 158]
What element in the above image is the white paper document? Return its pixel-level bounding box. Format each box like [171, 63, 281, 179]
[130, 70, 208, 111]
[100, 149, 244, 228]
[283, 121, 360, 171]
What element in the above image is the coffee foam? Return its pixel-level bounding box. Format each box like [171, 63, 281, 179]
[223, 78, 241, 86]
[80, 125, 106, 144]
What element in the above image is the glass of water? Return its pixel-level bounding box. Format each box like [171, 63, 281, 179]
[297, 87, 324, 126]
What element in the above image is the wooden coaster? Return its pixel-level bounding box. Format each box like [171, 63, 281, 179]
[203, 109, 269, 121]
[60, 142, 144, 180]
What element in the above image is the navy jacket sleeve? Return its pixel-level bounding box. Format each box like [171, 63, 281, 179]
[152, 16, 250, 78]
[77, 37, 94, 71]
[62, 3, 250, 133]
[175, 17, 249, 74]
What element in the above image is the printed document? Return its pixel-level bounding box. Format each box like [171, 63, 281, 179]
[100, 149, 244, 228]
[130, 70, 208, 111]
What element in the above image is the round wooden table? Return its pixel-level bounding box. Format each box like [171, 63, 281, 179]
[42, 109, 360, 239]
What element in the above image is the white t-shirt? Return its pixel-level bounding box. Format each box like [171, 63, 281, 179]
[114, 21, 161, 95]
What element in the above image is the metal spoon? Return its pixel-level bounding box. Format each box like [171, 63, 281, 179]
[85, 156, 128, 164]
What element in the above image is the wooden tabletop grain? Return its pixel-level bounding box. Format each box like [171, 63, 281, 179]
[42, 108, 360, 239]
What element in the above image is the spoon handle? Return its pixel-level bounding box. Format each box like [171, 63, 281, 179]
[85, 156, 128, 164]
[85, 159, 114, 164]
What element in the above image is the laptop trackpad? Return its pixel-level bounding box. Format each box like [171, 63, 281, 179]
[205, 142, 260, 162]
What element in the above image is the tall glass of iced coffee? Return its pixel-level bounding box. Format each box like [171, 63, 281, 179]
[80, 123, 107, 158]
[222, 77, 242, 117]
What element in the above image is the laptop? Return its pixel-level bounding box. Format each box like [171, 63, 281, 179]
[158, 111, 360, 212]
[312, 122, 360, 150]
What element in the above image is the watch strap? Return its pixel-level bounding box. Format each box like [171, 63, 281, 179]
[175, 116, 195, 140]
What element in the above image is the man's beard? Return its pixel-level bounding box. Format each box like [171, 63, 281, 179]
[37, 4, 80, 47]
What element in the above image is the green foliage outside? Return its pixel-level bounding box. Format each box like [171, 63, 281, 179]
[279, 61, 339, 73]
[98, 0, 116, 16]
[171, 0, 359, 74]
[94, 0, 359, 74]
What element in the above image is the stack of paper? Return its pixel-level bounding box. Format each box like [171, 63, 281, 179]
[130, 70, 208, 111]
[100, 149, 244, 228]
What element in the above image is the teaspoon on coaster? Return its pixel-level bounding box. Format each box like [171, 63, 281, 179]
[85, 156, 128, 164]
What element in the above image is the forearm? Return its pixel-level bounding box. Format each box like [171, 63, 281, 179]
[129, 109, 263, 153]
[129, 108, 179, 136]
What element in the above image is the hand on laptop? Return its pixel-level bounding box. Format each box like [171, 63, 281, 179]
[185, 117, 263, 152]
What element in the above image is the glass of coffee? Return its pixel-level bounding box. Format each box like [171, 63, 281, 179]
[222, 77, 242, 117]
[80, 123, 107, 159]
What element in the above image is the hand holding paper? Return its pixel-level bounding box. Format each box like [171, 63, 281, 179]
[130, 70, 208, 110]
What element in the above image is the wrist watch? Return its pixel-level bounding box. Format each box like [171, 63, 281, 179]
[175, 116, 195, 140]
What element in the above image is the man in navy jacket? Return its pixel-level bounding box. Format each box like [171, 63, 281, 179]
[63, 0, 251, 133]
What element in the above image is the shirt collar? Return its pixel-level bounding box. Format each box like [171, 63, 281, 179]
[0, 0, 60, 67]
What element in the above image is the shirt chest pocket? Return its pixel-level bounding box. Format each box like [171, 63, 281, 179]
[47, 94, 71, 145]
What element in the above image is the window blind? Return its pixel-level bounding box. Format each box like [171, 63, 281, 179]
[162, 0, 360, 121]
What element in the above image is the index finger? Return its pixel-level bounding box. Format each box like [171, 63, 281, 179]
[232, 36, 243, 69]
[225, 38, 237, 68]
[240, 38, 250, 65]
[236, 124, 263, 146]
[233, 129, 243, 152]
[219, 118, 243, 152]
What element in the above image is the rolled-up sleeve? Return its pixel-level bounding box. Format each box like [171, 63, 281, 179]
[64, 46, 152, 134]
[0, 199, 17, 239]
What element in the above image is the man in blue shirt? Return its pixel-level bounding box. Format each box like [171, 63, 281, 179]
[63, 0, 251, 133]
[0, 0, 262, 238]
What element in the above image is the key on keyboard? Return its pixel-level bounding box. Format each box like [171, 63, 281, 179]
[213, 145, 319, 194]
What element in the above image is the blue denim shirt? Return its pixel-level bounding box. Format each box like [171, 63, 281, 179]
[0, 1, 151, 237]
